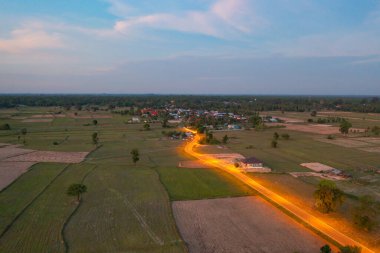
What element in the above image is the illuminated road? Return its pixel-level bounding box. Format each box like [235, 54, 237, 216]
[182, 128, 374, 253]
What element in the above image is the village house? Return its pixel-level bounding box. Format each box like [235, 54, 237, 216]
[240, 157, 264, 168]
[238, 157, 271, 173]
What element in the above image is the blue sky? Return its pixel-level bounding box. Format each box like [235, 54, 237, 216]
[0, 0, 379, 94]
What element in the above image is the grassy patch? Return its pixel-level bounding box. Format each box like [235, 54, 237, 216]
[0, 163, 67, 235]
[156, 167, 256, 200]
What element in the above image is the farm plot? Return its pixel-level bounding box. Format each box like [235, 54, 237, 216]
[317, 138, 374, 148]
[157, 166, 256, 201]
[22, 119, 53, 123]
[285, 124, 340, 135]
[0, 145, 34, 160]
[0, 163, 67, 235]
[0, 163, 95, 253]
[173, 197, 330, 253]
[300, 162, 335, 172]
[0, 144, 88, 190]
[64, 166, 186, 253]
[178, 160, 208, 169]
[67, 113, 112, 119]
[0, 162, 36, 190]
[355, 137, 380, 144]
[359, 147, 380, 153]
[4, 151, 88, 163]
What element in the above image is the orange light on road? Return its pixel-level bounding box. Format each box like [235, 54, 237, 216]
[181, 128, 374, 253]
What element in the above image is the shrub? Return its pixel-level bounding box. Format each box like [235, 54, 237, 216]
[0, 123, 11, 130]
[371, 126, 380, 135]
[281, 133, 290, 140]
[338, 245, 361, 253]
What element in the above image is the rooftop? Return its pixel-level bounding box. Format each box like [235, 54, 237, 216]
[241, 157, 263, 164]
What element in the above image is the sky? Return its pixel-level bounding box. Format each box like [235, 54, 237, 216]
[0, 0, 379, 95]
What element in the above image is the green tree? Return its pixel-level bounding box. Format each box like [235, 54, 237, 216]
[338, 245, 361, 253]
[66, 183, 87, 202]
[0, 123, 11, 130]
[273, 132, 279, 140]
[339, 120, 352, 135]
[353, 195, 379, 231]
[250, 113, 262, 127]
[371, 126, 380, 135]
[320, 245, 332, 253]
[92, 132, 99, 145]
[222, 134, 229, 144]
[21, 128, 27, 143]
[144, 122, 151, 131]
[162, 118, 168, 128]
[130, 148, 140, 165]
[271, 139, 278, 148]
[93, 119, 98, 126]
[314, 180, 344, 213]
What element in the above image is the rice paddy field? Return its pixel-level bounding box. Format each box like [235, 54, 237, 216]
[1, 107, 380, 252]
[0, 107, 254, 253]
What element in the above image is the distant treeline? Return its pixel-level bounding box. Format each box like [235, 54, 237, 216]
[0, 94, 380, 113]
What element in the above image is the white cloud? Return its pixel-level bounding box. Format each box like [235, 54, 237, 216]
[0, 27, 64, 53]
[106, 0, 134, 17]
[112, 0, 262, 38]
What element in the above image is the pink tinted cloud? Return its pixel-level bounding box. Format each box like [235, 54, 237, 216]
[0, 28, 64, 53]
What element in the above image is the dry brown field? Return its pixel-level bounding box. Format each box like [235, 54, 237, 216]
[4, 151, 88, 163]
[178, 160, 208, 169]
[0, 161, 37, 190]
[173, 196, 330, 253]
[22, 119, 53, 123]
[0, 144, 88, 190]
[285, 124, 340, 135]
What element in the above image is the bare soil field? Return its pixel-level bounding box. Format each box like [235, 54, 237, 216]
[178, 160, 209, 169]
[22, 119, 53, 123]
[67, 113, 112, 119]
[300, 162, 334, 172]
[355, 137, 380, 144]
[359, 147, 380, 153]
[4, 151, 88, 163]
[285, 124, 340, 135]
[30, 114, 54, 118]
[10, 116, 27, 120]
[275, 116, 304, 123]
[0, 161, 37, 190]
[317, 138, 378, 148]
[0, 145, 34, 160]
[173, 197, 330, 253]
[0, 144, 88, 189]
[195, 145, 236, 154]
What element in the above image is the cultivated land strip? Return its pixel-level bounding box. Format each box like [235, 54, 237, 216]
[183, 128, 375, 253]
[0, 164, 70, 238]
[108, 188, 165, 246]
[61, 165, 97, 253]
